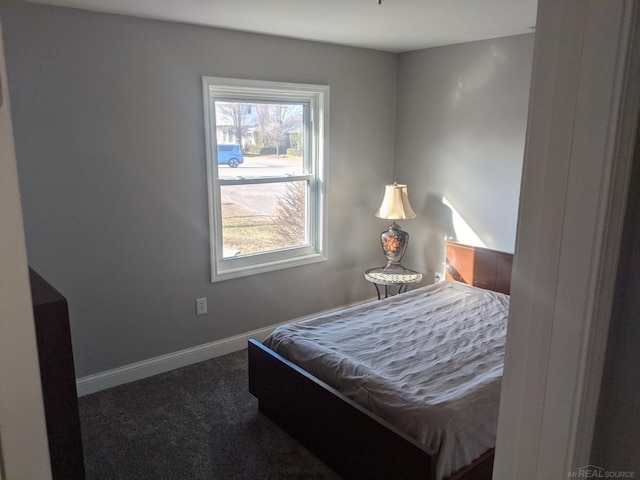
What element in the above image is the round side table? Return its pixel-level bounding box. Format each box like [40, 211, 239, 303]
[364, 267, 423, 299]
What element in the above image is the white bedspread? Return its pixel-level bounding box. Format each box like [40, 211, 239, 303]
[263, 280, 509, 480]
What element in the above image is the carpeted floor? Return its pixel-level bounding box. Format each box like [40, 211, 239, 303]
[78, 349, 342, 479]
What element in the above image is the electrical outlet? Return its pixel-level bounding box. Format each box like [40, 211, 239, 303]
[196, 297, 207, 316]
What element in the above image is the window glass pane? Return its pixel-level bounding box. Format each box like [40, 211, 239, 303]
[214, 101, 304, 180]
[220, 181, 308, 258]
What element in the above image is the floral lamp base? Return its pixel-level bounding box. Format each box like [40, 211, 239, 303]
[380, 222, 409, 271]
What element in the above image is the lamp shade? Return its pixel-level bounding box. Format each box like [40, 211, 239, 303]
[375, 183, 416, 220]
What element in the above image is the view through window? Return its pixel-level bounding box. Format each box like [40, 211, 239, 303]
[203, 77, 328, 281]
[216, 101, 306, 257]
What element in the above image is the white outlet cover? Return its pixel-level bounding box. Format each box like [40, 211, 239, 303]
[196, 297, 207, 315]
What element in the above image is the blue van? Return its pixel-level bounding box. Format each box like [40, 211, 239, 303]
[217, 144, 244, 168]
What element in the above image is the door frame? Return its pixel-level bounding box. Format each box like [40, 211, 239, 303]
[494, 1, 640, 478]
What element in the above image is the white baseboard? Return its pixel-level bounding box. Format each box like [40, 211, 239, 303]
[76, 297, 375, 396]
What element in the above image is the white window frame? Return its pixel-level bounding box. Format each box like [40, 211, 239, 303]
[203, 77, 329, 282]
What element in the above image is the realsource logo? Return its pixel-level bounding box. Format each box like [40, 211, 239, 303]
[568, 465, 636, 478]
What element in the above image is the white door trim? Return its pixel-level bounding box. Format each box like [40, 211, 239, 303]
[0, 18, 52, 480]
[493, 1, 640, 479]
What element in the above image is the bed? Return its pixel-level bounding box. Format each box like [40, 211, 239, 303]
[248, 241, 513, 480]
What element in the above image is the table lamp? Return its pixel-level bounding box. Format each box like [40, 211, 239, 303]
[375, 182, 416, 271]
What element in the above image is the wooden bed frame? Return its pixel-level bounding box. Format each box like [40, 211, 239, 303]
[444, 241, 512, 295]
[248, 241, 513, 480]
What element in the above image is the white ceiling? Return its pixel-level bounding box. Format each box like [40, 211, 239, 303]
[28, 0, 537, 53]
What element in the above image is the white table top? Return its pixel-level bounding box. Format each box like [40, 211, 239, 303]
[364, 267, 423, 285]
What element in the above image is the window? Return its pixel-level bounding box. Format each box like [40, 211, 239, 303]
[203, 77, 329, 281]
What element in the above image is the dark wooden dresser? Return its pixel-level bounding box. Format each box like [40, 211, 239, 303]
[29, 268, 85, 480]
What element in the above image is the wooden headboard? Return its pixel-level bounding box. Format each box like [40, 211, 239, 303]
[445, 240, 513, 295]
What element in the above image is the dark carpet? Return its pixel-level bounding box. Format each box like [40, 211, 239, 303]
[78, 349, 342, 479]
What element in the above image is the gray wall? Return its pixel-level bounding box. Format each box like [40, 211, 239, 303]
[393, 34, 534, 278]
[591, 135, 640, 473]
[2, 3, 397, 377]
[2, 3, 534, 378]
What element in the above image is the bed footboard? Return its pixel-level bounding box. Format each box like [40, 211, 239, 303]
[248, 339, 438, 480]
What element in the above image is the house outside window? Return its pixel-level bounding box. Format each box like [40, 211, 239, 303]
[203, 77, 329, 281]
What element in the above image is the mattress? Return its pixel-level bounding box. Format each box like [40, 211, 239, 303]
[263, 280, 510, 480]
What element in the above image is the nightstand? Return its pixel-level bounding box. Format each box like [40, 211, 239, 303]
[364, 267, 423, 299]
